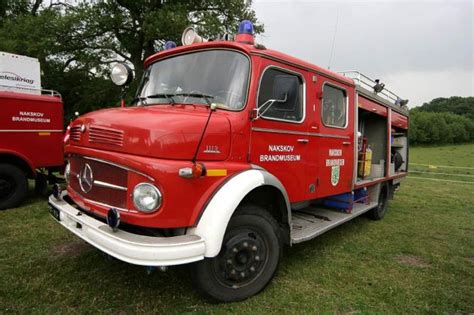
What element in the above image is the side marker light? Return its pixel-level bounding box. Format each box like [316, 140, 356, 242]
[179, 163, 206, 178]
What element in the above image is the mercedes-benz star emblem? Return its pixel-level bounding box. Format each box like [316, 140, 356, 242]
[79, 163, 94, 193]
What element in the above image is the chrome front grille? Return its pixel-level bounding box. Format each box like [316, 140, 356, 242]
[69, 126, 82, 142]
[68, 156, 128, 209]
[89, 126, 124, 146]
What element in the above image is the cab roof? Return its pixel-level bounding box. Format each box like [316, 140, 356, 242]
[144, 40, 354, 86]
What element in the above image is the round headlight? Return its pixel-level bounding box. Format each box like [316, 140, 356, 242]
[132, 183, 162, 213]
[64, 162, 70, 183]
[110, 63, 134, 86]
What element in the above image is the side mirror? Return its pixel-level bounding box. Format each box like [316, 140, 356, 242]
[252, 75, 299, 120]
[110, 63, 134, 87]
[271, 75, 298, 112]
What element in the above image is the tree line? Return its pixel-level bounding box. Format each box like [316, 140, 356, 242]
[1, 1, 471, 146]
[409, 97, 474, 145]
[0, 0, 262, 121]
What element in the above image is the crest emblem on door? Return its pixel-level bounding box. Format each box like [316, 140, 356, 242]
[331, 165, 340, 186]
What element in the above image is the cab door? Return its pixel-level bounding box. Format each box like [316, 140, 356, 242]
[249, 61, 309, 203]
[308, 79, 355, 198]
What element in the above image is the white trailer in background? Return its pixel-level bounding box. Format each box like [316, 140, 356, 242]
[0, 51, 41, 95]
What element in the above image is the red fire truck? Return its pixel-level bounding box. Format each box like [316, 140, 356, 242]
[49, 21, 409, 302]
[0, 52, 64, 210]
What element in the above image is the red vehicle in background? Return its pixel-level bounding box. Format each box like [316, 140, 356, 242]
[49, 21, 409, 302]
[0, 52, 64, 209]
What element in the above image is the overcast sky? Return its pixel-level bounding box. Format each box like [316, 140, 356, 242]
[252, 0, 473, 107]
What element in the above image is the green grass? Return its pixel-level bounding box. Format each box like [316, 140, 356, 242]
[410, 143, 474, 167]
[409, 143, 474, 182]
[1, 144, 473, 314]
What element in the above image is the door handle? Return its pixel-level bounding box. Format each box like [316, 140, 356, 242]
[342, 141, 351, 145]
[297, 139, 309, 143]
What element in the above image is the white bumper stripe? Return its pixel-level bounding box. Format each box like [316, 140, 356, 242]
[49, 193, 205, 266]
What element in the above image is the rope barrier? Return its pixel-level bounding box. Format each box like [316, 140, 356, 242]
[409, 171, 474, 177]
[408, 176, 474, 184]
[410, 163, 474, 170]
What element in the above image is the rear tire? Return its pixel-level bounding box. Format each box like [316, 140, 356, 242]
[0, 163, 28, 210]
[191, 205, 281, 302]
[368, 184, 389, 220]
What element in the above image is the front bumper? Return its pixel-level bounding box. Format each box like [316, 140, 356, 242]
[48, 192, 205, 266]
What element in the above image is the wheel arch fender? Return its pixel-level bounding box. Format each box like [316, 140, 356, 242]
[0, 150, 36, 177]
[191, 169, 291, 257]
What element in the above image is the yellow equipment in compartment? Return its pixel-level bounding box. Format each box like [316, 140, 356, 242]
[358, 146, 372, 178]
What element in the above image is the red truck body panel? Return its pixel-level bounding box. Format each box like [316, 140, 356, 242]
[0, 91, 64, 171]
[358, 96, 388, 117]
[65, 40, 408, 229]
[391, 111, 409, 129]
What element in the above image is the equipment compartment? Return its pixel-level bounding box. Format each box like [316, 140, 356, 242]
[390, 128, 408, 174]
[357, 108, 388, 182]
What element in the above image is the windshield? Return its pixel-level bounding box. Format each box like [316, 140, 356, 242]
[136, 50, 250, 110]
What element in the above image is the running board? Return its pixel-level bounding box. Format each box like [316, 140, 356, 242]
[290, 202, 378, 243]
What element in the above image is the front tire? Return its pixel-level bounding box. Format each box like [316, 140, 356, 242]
[191, 205, 281, 302]
[0, 164, 28, 210]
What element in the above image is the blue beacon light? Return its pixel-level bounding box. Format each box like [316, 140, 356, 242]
[238, 20, 254, 34]
[236, 20, 255, 44]
[164, 41, 177, 50]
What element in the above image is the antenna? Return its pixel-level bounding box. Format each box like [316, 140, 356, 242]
[327, 6, 340, 70]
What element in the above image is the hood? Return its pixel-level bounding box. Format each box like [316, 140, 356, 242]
[68, 105, 231, 161]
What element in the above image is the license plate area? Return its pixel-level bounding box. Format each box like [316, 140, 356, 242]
[49, 204, 61, 221]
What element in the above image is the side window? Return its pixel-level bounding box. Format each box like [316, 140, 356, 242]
[257, 68, 304, 122]
[322, 84, 347, 128]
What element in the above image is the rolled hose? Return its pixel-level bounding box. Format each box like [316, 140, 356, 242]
[392, 151, 404, 171]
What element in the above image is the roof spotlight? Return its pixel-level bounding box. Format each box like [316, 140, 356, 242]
[395, 97, 409, 108]
[110, 63, 134, 86]
[373, 79, 385, 93]
[181, 27, 206, 46]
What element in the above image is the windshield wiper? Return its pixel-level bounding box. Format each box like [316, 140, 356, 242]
[131, 96, 146, 105]
[131, 94, 175, 106]
[146, 93, 176, 104]
[173, 92, 214, 106]
[133, 92, 215, 107]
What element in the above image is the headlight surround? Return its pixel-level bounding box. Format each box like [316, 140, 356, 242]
[64, 161, 70, 183]
[132, 183, 162, 213]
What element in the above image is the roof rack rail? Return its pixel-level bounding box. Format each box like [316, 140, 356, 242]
[337, 70, 405, 106]
[40, 88, 62, 99]
[0, 85, 62, 99]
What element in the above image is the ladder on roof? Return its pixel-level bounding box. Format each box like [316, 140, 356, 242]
[338, 70, 405, 107]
